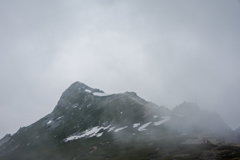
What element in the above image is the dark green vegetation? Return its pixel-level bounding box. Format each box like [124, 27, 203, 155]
[0, 82, 239, 160]
[217, 145, 240, 160]
[0, 130, 221, 160]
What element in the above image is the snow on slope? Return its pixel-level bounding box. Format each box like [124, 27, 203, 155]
[133, 123, 140, 128]
[65, 126, 110, 142]
[154, 116, 171, 126]
[93, 92, 114, 97]
[114, 126, 128, 132]
[138, 122, 152, 131]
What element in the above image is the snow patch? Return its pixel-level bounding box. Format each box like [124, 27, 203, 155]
[153, 115, 158, 118]
[96, 132, 103, 137]
[133, 123, 140, 128]
[47, 120, 53, 124]
[153, 116, 171, 126]
[85, 89, 91, 93]
[93, 92, 113, 97]
[138, 122, 152, 131]
[57, 116, 64, 120]
[72, 103, 79, 108]
[114, 126, 128, 132]
[65, 125, 110, 142]
[108, 127, 115, 132]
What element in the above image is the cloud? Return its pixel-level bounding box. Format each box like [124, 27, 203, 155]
[0, 0, 240, 137]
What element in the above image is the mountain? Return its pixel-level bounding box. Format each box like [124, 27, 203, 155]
[0, 134, 11, 147]
[235, 127, 240, 142]
[0, 81, 240, 160]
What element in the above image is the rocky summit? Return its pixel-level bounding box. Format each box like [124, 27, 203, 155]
[0, 81, 240, 160]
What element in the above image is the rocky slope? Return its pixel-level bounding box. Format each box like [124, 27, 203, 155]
[0, 81, 239, 160]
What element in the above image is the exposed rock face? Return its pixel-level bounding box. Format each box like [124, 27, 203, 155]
[0, 134, 11, 147]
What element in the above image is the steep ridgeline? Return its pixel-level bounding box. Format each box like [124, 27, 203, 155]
[0, 82, 239, 160]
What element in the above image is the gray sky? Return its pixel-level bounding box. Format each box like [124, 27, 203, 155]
[1, 0, 240, 138]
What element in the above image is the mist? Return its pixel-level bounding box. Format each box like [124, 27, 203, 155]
[0, 0, 240, 138]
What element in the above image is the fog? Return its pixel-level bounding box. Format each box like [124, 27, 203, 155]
[0, 0, 240, 138]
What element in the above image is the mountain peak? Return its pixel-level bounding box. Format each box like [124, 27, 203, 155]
[1, 82, 240, 159]
[53, 81, 106, 111]
[69, 81, 105, 93]
[173, 101, 200, 115]
[68, 81, 91, 90]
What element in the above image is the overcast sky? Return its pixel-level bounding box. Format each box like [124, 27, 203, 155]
[0, 0, 240, 138]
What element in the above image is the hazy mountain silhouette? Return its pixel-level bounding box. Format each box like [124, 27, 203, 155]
[0, 81, 239, 160]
